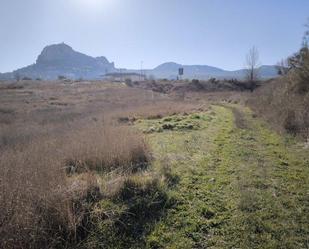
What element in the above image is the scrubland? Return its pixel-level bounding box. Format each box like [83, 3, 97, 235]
[0, 80, 222, 248]
[0, 79, 308, 248]
[248, 44, 309, 140]
[248, 75, 309, 139]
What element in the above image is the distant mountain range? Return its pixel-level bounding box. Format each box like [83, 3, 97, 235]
[0, 43, 278, 80]
[144, 62, 278, 80]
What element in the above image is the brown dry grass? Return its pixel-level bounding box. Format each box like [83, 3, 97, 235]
[0, 80, 212, 248]
[248, 75, 309, 138]
[0, 119, 151, 248]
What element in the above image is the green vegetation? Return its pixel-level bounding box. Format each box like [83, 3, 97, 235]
[83, 176, 171, 249]
[136, 105, 309, 249]
[249, 22, 309, 138]
[139, 112, 212, 133]
[2, 79, 308, 248]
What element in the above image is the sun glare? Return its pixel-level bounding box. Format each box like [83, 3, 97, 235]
[73, 0, 112, 12]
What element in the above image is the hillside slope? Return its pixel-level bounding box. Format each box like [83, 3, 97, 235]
[1, 43, 115, 80]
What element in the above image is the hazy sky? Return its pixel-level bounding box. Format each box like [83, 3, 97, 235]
[1, 0, 309, 72]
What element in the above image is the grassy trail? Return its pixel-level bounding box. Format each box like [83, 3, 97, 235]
[142, 105, 309, 249]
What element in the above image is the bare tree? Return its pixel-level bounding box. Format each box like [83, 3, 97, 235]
[14, 73, 20, 82]
[276, 58, 289, 76]
[245, 46, 260, 85]
[287, 19, 309, 93]
[303, 18, 309, 46]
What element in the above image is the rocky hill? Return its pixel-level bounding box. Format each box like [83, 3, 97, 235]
[0, 43, 278, 80]
[1, 43, 115, 80]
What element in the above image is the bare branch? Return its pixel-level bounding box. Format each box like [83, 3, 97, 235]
[245, 46, 260, 83]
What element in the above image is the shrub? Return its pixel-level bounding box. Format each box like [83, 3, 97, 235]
[283, 110, 299, 135]
[162, 123, 175, 130]
[191, 79, 200, 84]
[14, 73, 20, 81]
[125, 78, 133, 86]
[288, 46, 309, 93]
[248, 27, 309, 137]
[248, 76, 309, 138]
[209, 77, 218, 83]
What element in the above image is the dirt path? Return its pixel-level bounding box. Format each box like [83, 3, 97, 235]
[141, 104, 309, 249]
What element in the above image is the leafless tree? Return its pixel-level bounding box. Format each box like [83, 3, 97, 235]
[14, 73, 20, 82]
[303, 18, 309, 46]
[276, 58, 289, 76]
[277, 18, 309, 93]
[245, 46, 260, 84]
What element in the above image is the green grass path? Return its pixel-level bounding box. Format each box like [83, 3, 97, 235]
[143, 105, 309, 249]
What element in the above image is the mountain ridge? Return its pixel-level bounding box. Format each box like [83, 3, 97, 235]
[0, 43, 278, 80]
[0, 43, 115, 80]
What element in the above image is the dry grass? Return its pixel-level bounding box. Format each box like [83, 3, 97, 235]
[0, 80, 208, 248]
[64, 124, 150, 174]
[0, 119, 151, 248]
[0, 141, 71, 248]
[249, 44, 309, 139]
[248, 75, 309, 138]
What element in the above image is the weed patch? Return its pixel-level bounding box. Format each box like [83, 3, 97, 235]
[139, 112, 211, 134]
[83, 176, 170, 249]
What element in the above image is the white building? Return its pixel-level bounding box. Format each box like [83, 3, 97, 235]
[103, 72, 146, 82]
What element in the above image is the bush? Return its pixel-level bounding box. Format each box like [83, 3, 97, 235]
[283, 110, 299, 135]
[125, 78, 133, 87]
[248, 76, 309, 138]
[209, 77, 218, 84]
[248, 26, 309, 137]
[227, 78, 240, 84]
[191, 79, 200, 84]
[288, 46, 309, 94]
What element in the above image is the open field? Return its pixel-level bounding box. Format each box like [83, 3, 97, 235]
[0, 80, 308, 248]
[1, 1, 308, 248]
[140, 104, 309, 248]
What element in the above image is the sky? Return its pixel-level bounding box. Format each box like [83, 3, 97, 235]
[0, 0, 309, 72]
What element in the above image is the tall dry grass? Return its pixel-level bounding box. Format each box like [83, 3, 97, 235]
[0, 120, 150, 248]
[248, 75, 309, 138]
[0, 80, 213, 248]
[65, 123, 150, 174]
[249, 41, 309, 139]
